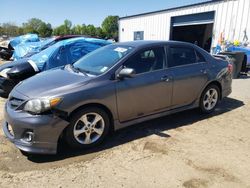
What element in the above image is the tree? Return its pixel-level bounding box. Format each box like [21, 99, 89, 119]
[71, 24, 83, 35]
[86, 24, 96, 36]
[95, 27, 105, 38]
[22, 18, 53, 37]
[0, 26, 3, 35]
[0, 22, 23, 36]
[53, 19, 72, 35]
[0, 15, 119, 38]
[101, 16, 119, 40]
[38, 23, 53, 37]
[63, 19, 72, 34]
[70, 24, 103, 37]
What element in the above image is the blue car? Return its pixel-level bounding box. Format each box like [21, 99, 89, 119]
[0, 34, 39, 60]
[0, 34, 88, 60]
[0, 37, 111, 98]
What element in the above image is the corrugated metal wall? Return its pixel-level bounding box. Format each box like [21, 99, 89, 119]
[119, 0, 250, 48]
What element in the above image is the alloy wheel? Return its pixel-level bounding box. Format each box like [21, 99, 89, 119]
[73, 112, 105, 145]
[203, 88, 218, 111]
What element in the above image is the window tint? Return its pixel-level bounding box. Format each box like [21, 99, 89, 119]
[69, 43, 87, 63]
[52, 47, 68, 66]
[73, 45, 134, 75]
[168, 47, 196, 67]
[124, 47, 165, 74]
[45, 47, 68, 70]
[196, 50, 206, 63]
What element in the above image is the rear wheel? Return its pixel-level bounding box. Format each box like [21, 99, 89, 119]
[65, 107, 110, 149]
[200, 84, 220, 113]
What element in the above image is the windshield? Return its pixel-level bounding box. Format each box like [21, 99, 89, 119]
[73, 45, 134, 75]
[39, 38, 55, 50]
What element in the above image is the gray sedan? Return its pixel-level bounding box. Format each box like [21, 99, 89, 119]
[3, 41, 232, 154]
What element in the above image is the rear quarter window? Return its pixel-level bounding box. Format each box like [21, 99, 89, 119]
[196, 50, 206, 63]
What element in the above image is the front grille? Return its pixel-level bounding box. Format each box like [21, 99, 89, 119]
[9, 97, 24, 109]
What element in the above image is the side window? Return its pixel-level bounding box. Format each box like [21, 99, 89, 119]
[196, 50, 206, 63]
[168, 47, 196, 67]
[69, 43, 87, 63]
[47, 47, 68, 70]
[124, 47, 165, 74]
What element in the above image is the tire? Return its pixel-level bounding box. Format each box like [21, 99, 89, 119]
[200, 84, 220, 113]
[65, 107, 110, 149]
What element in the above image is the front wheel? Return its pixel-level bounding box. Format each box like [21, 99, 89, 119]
[65, 107, 110, 149]
[200, 84, 220, 113]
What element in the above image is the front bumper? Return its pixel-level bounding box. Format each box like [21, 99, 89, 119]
[3, 102, 69, 154]
[0, 77, 17, 98]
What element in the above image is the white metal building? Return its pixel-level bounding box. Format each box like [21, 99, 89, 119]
[119, 0, 250, 52]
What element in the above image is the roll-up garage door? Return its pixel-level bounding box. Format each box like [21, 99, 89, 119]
[171, 11, 215, 27]
[170, 11, 215, 52]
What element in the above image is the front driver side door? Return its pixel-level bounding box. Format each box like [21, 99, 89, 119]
[116, 46, 173, 122]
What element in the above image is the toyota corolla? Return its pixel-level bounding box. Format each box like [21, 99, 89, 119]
[3, 41, 232, 154]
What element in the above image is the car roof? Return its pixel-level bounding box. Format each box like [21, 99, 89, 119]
[115, 40, 196, 48]
[54, 35, 94, 41]
[53, 37, 111, 47]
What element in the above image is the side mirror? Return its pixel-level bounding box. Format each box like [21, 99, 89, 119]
[117, 68, 136, 79]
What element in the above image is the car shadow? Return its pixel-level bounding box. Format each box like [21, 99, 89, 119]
[238, 73, 250, 79]
[27, 97, 244, 163]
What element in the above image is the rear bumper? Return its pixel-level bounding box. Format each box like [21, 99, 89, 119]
[3, 103, 69, 154]
[222, 87, 232, 98]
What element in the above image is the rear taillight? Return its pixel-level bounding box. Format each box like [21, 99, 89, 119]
[228, 63, 233, 74]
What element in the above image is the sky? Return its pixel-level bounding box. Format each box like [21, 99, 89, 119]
[0, 0, 211, 27]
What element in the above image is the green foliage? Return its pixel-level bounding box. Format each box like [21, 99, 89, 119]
[101, 16, 119, 40]
[53, 19, 73, 35]
[95, 27, 105, 38]
[22, 18, 52, 37]
[71, 24, 83, 35]
[0, 15, 119, 40]
[70, 24, 105, 38]
[0, 22, 24, 36]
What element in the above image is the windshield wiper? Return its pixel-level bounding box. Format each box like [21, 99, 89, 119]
[65, 64, 88, 76]
[74, 67, 90, 76]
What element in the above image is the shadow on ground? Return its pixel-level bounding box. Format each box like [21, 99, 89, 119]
[238, 73, 250, 79]
[26, 97, 244, 163]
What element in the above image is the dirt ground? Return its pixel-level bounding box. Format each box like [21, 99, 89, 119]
[0, 59, 250, 187]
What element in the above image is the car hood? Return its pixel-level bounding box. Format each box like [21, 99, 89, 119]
[0, 58, 28, 71]
[14, 67, 93, 98]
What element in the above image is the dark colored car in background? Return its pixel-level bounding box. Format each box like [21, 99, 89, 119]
[0, 37, 111, 98]
[3, 41, 232, 154]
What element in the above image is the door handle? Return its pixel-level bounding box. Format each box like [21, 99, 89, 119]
[200, 69, 207, 74]
[161, 75, 170, 82]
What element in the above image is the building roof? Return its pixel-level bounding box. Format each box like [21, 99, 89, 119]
[119, 0, 223, 20]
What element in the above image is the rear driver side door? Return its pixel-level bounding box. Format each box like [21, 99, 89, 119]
[167, 45, 209, 108]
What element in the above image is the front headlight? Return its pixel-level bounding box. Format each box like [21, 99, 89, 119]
[24, 98, 62, 114]
[0, 68, 11, 78]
